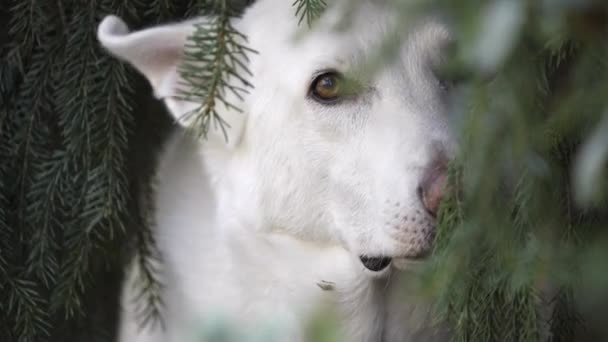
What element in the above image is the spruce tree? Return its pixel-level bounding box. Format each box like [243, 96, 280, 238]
[1, 0, 608, 341]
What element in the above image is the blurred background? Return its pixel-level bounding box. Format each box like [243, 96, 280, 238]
[1, 0, 608, 341]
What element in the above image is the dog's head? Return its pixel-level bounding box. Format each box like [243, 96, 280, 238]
[98, 0, 457, 274]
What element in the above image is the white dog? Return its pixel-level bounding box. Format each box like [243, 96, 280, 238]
[98, 0, 456, 341]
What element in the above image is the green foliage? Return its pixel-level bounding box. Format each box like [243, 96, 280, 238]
[422, 1, 608, 340]
[0, 0, 258, 340]
[178, 0, 255, 140]
[0, 0, 194, 340]
[131, 182, 165, 330]
[293, 0, 327, 27]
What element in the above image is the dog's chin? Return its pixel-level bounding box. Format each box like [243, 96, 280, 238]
[362, 263, 393, 278]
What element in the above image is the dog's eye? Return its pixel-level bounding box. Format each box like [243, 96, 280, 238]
[310, 72, 344, 103]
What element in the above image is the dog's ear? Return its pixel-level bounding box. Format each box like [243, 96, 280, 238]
[97, 16, 247, 147]
[97, 15, 194, 100]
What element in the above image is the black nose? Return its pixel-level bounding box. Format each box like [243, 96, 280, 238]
[359, 256, 392, 272]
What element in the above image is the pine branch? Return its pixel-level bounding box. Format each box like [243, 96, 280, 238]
[5, 277, 51, 342]
[126, 174, 165, 330]
[185, 0, 203, 18]
[0, 31, 14, 285]
[1, 5, 63, 339]
[178, 0, 255, 140]
[0, 163, 10, 295]
[145, 0, 178, 22]
[51, 0, 135, 319]
[7, 0, 59, 236]
[293, 0, 327, 27]
[132, 217, 165, 330]
[53, 225, 95, 319]
[0, 162, 9, 279]
[0, 17, 15, 341]
[548, 289, 583, 342]
[6, 0, 47, 73]
[11, 18, 66, 290]
[25, 151, 65, 288]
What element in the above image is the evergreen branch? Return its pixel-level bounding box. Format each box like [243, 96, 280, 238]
[0, 52, 20, 116]
[185, 0, 203, 18]
[145, 0, 178, 22]
[25, 151, 65, 288]
[52, 0, 134, 319]
[1, 13, 65, 341]
[119, 155, 166, 331]
[8, 0, 59, 237]
[6, 276, 51, 342]
[6, 0, 47, 73]
[0, 31, 15, 283]
[197, 0, 247, 16]
[132, 212, 165, 330]
[9, 14, 66, 291]
[53, 224, 95, 319]
[293, 0, 327, 27]
[549, 289, 582, 342]
[0, 151, 10, 286]
[177, 0, 254, 140]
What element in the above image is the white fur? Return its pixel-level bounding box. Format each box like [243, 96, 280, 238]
[98, 1, 456, 341]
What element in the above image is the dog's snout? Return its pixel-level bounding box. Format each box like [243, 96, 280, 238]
[418, 156, 448, 217]
[359, 256, 392, 272]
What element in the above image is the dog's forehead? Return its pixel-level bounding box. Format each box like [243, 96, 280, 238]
[242, 1, 442, 74]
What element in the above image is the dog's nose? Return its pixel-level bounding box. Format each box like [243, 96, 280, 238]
[417, 156, 448, 217]
[359, 256, 392, 272]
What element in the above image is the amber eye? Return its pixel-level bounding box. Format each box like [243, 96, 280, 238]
[310, 72, 344, 103]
